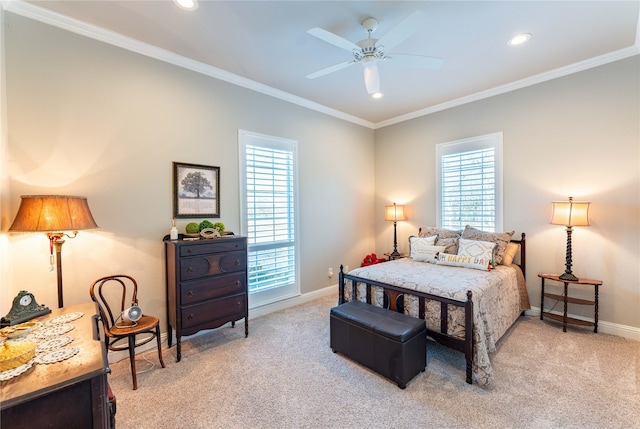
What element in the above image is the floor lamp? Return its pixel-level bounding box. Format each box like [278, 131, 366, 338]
[9, 195, 99, 308]
[550, 196, 590, 281]
[385, 202, 406, 257]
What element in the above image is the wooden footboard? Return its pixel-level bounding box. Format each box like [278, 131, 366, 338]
[338, 268, 475, 384]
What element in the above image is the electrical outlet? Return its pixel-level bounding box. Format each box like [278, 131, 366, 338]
[328, 267, 333, 278]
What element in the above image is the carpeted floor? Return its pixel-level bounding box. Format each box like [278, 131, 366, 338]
[107, 294, 640, 429]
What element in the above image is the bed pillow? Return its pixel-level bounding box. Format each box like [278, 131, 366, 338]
[461, 226, 514, 265]
[435, 252, 492, 271]
[408, 235, 437, 260]
[457, 238, 496, 262]
[410, 243, 446, 263]
[501, 242, 520, 266]
[418, 227, 461, 254]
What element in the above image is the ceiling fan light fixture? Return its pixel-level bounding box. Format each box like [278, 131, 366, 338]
[508, 33, 531, 46]
[372, 92, 384, 99]
[174, 0, 198, 10]
[363, 63, 380, 94]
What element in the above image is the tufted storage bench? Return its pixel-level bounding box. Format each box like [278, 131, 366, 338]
[330, 300, 426, 388]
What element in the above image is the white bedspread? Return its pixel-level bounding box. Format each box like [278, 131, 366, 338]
[343, 259, 524, 387]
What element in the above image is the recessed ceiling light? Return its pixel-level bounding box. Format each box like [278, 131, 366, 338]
[174, 0, 198, 10]
[508, 33, 531, 46]
[372, 92, 384, 99]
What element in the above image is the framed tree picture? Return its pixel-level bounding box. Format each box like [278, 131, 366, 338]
[173, 162, 220, 218]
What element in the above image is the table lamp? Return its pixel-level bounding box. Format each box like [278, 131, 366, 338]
[385, 202, 406, 258]
[9, 195, 99, 308]
[550, 196, 590, 281]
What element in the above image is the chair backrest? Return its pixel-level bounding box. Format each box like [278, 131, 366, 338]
[90, 274, 140, 333]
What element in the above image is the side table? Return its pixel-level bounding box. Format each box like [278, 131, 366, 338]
[538, 272, 603, 333]
[384, 253, 408, 261]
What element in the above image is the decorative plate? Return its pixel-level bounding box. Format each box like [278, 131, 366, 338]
[0, 358, 35, 381]
[31, 323, 74, 339]
[0, 322, 41, 339]
[35, 346, 79, 364]
[36, 335, 74, 353]
[46, 312, 84, 325]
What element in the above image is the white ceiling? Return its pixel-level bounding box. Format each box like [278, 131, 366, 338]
[10, 1, 640, 127]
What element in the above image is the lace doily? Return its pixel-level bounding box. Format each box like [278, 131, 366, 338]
[0, 358, 35, 381]
[35, 346, 79, 365]
[45, 312, 84, 326]
[30, 323, 74, 339]
[36, 335, 74, 353]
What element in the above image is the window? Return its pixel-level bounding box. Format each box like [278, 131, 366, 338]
[239, 130, 299, 308]
[435, 132, 503, 232]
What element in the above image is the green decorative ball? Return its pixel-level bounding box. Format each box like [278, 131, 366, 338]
[213, 222, 225, 232]
[199, 220, 214, 231]
[185, 222, 200, 234]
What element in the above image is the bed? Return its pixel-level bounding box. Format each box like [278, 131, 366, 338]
[337, 226, 530, 387]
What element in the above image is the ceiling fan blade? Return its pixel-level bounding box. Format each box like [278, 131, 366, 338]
[385, 53, 444, 69]
[306, 60, 358, 79]
[376, 10, 428, 51]
[307, 27, 361, 52]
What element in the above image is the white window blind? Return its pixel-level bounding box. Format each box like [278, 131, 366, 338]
[436, 133, 503, 232]
[239, 130, 299, 307]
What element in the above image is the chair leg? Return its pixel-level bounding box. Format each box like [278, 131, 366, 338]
[155, 325, 166, 368]
[128, 334, 138, 390]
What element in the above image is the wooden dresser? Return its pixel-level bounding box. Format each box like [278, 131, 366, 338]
[164, 235, 248, 361]
[0, 302, 112, 429]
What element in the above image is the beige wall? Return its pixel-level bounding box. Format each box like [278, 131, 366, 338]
[1, 14, 375, 322]
[375, 56, 640, 331]
[2, 11, 638, 337]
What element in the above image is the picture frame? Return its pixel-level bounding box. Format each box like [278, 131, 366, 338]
[173, 162, 220, 218]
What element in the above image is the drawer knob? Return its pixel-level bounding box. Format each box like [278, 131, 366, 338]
[187, 267, 193, 273]
[235, 260, 240, 266]
[188, 314, 194, 320]
[237, 302, 241, 308]
[187, 290, 194, 297]
[236, 280, 241, 286]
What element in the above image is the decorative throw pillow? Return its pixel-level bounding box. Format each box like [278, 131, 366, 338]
[501, 242, 520, 266]
[411, 243, 446, 263]
[457, 238, 496, 266]
[461, 226, 514, 265]
[408, 235, 437, 259]
[418, 227, 461, 254]
[435, 252, 491, 271]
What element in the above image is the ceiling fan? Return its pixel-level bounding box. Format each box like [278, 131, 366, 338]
[306, 11, 444, 95]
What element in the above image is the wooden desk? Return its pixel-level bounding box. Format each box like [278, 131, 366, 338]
[538, 273, 603, 333]
[1, 302, 112, 429]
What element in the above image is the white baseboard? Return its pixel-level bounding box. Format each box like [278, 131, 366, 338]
[526, 307, 640, 341]
[107, 285, 338, 364]
[108, 291, 639, 365]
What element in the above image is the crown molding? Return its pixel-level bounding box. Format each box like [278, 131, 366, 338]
[3, 0, 638, 131]
[375, 45, 640, 129]
[2, 0, 375, 129]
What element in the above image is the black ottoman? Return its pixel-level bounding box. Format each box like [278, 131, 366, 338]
[330, 300, 426, 388]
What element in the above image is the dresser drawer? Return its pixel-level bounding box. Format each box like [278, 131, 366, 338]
[180, 251, 247, 280]
[181, 294, 247, 329]
[179, 239, 246, 257]
[180, 272, 246, 305]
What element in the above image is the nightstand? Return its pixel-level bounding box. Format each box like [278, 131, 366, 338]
[538, 272, 603, 333]
[384, 253, 408, 261]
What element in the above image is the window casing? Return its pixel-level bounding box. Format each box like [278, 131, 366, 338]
[239, 130, 299, 308]
[436, 132, 503, 232]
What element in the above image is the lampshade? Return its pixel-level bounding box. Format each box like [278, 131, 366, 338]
[550, 197, 590, 227]
[9, 195, 99, 232]
[363, 63, 380, 95]
[385, 203, 406, 222]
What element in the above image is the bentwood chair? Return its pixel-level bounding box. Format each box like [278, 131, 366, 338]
[90, 274, 165, 390]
